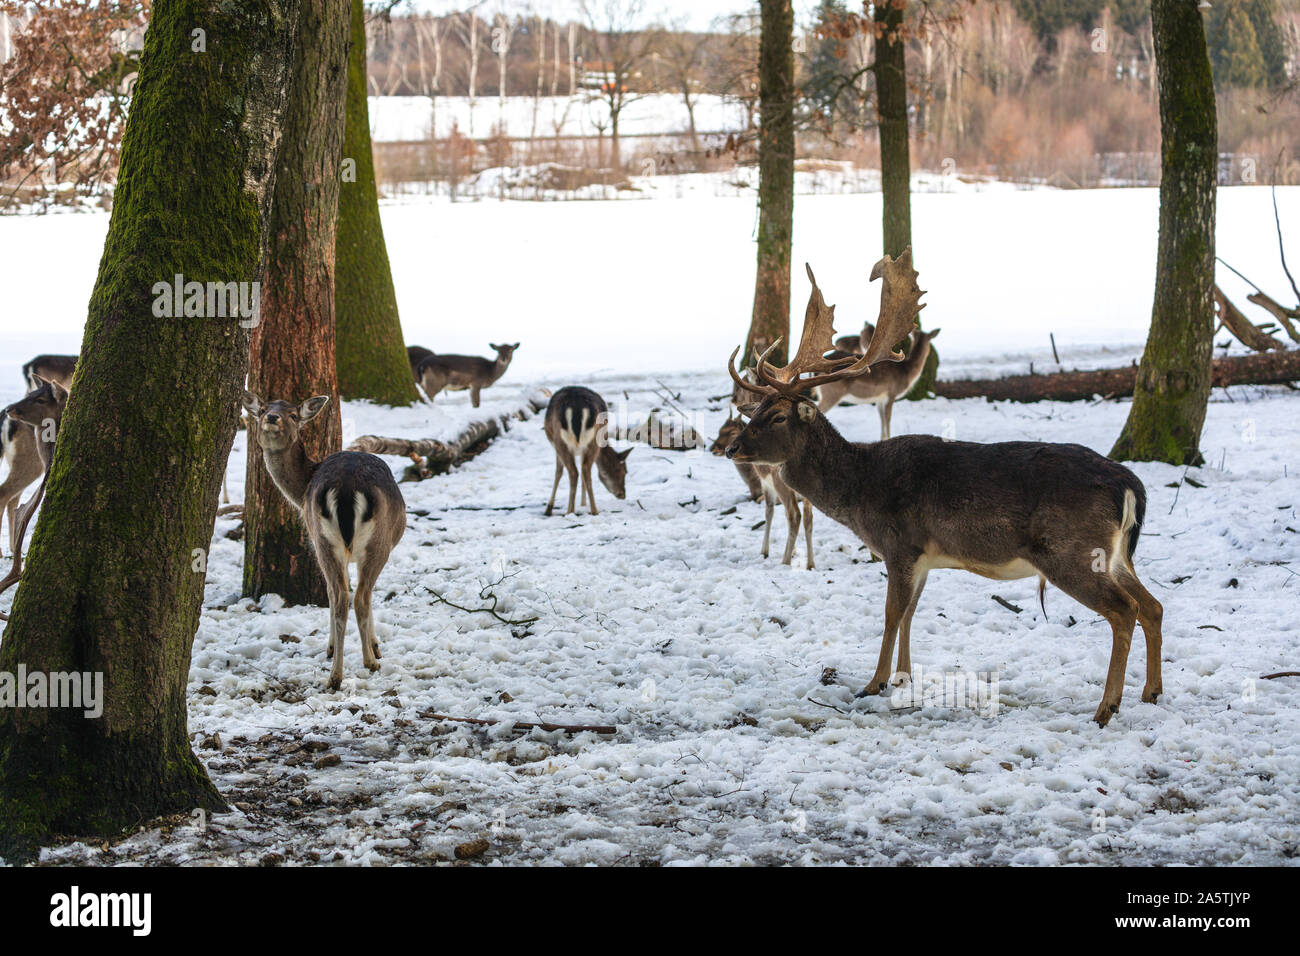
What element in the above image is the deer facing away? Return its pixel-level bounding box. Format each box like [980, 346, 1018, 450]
[416, 343, 518, 407]
[407, 345, 434, 382]
[815, 327, 941, 441]
[713, 411, 814, 569]
[22, 353, 78, 391]
[544, 386, 631, 516]
[243, 392, 407, 689]
[726, 255, 1163, 727]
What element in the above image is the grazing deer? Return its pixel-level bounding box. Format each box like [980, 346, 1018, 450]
[22, 353, 78, 391]
[815, 327, 941, 440]
[0, 377, 70, 612]
[726, 255, 1163, 727]
[407, 345, 434, 382]
[416, 343, 518, 407]
[243, 391, 407, 689]
[543, 386, 631, 516]
[833, 322, 874, 355]
[712, 410, 814, 568]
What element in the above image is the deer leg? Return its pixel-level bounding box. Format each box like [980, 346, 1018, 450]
[0, 494, 16, 556]
[1117, 567, 1164, 704]
[860, 564, 914, 697]
[802, 497, 814, 570]
[1038, 554, 1139, 726]
[582, 454, 599, 515]
[896, 569, 929, 678]
[470, 386, 481, 408]
[354, 547, 386, 672]
[879, 399, 893, 441]
[780, 487, 800, 565]
[545, 454, 564, 516]
[564, 458, 579, 516]
[317, 548, 350, 689]
[761, 490, 774, 559]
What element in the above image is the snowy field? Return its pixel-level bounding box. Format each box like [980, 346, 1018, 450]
[22, 375, 1300, 866]
[0, 185, 1298, 865]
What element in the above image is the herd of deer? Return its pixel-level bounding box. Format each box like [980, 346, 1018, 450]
[0, 252, 1164, 726]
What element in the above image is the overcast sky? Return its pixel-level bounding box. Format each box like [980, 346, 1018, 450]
[403, 1, 828, 32]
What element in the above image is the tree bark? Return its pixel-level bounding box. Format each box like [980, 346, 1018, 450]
[0, 0, 300, 862]
[334, 0, 420, 407]
[1110, 0, 1217, 465]
[873, 0, 938, 401]
[738, 0, 795, 400]
[244, 0, 351, 606]
[933, 350, 1300, 402]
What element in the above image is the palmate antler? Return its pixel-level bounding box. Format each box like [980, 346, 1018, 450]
[728, 249, 926, 402]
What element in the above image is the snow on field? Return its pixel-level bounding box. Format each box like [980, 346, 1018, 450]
[368, 93, 750, 143]
[22, 373, 1300, 866]
[1, 185, 1298, 865]
[2, 185, 1297, 391]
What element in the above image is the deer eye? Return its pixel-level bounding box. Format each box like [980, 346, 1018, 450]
[772, 415, 787, 424]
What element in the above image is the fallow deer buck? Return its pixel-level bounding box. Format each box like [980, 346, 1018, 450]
[815, 326, 941, 440]
[416, 343, 518, 407]
[726, 254, 1163, 727]
[543, 386, 631, 516]
[713, 410, 814, 568]
[243, 391, 407, 689]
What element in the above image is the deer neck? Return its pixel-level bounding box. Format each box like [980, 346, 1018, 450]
[778, 416, 871, 526]
[261, 439, 317, 510]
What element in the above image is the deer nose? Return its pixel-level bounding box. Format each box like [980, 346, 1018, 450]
[724, 444, 737, 459]
[265, 413, 280, 424]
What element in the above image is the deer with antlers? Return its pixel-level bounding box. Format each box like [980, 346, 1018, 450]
[726, 253, 1163, 727]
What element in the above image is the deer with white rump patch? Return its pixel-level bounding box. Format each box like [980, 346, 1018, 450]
[726, 254, 1163, 727]
[243, 392, 406, 689]
[544, 386, 631, 516]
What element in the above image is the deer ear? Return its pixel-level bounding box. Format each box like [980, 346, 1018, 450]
[511, 342, 519, 350]
[617, 447, 633, 461]
[242, 391, 265, 417]
[736, 402, 760, 418]
[299, 395, 330, 421]
[49, 380, 69, 403]
[928, 327, 941, 340]
[797, 401, 818, 423]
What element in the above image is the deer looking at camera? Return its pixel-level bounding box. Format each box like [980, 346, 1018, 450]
[712, 410, 814, 569]
[544, 386, 631, 516]
[726, 255, 1163, 727]
[243, 392, 406, 689]
[416, 343, 518, 407]
[815, 327, 941, 440]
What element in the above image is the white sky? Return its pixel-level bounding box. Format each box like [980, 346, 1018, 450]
[401, 1, 829, 32]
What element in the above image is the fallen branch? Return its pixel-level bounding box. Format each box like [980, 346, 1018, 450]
[1215, 285, 1286, 352]
[1260, 671, 1300, 680]
[422, 583, 538, 628]
[417, 709, 617, 735]
[348, 389, 550, 480]
[934, 348, 1300, 402]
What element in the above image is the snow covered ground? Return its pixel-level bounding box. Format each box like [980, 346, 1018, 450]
[22, 373, 1300, 866]
[1, 184, 1298, 865]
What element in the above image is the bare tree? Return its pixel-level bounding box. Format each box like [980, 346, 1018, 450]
[492, 5, 515, 125]
[580, 0, 659, 169]
[658, 21, 712, 153]
[452, 3, 485, 139]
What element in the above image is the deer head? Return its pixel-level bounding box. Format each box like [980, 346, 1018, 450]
[5, 376, 69, 438]
[242, 391, 330, 454]
[596, 445, 633, 499]
[490, 343, 520, 365]
[725, 250, 925, 465]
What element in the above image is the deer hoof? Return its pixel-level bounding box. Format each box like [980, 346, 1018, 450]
[365, 660, 380, 672]
[1141, 685, 1161, 704]
[856, 679, 889, 699]
[371, 643, 382, 660]
[1093, 702, 1119, 727]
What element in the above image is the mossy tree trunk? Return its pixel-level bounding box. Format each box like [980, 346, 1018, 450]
[245, 0, 350, 606]
[874, 0, 938, 399]
[1110, 0, 1216, 465]
[334, 0, 420, 406]
[0, 0, 301, 862]
[738, 0, 795, 400]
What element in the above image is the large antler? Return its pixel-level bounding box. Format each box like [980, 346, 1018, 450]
[843, 246, 927, 374]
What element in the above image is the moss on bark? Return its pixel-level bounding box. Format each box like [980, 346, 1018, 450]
[0, 0, 301, 862]
[1110, 0, 1217, 465]
[334, 0, 420, 407]
[738, 0, 796, 396]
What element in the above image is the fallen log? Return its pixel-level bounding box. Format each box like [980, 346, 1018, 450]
[348, 389, 550, 480]
[933, 348, 1300, 403]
